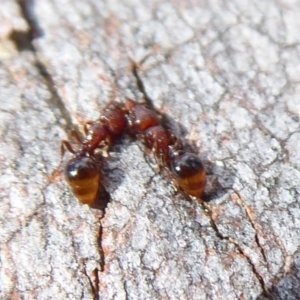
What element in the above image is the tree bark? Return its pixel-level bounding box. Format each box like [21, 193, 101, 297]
[1, 0, 300, 299]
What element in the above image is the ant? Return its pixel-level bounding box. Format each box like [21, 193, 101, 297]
[125, 99, 207, 200]
[61, 104, 127, 207]
[62, 99, 206, 204]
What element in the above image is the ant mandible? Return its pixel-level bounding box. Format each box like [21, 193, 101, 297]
[125, 99, 207, 200]
[62, 104, 127, 207]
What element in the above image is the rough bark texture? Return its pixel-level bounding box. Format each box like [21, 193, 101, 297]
[1, 0, 300, 299]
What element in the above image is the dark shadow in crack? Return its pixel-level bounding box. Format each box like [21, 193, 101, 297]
[89, 186, 111, 211]
[9, 30, 33, 52]
[18, 0, 44, 39]
[257, 254, 300, 300]
[100, 140, 128, 200]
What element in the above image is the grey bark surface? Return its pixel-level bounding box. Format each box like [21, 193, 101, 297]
[1, 0, 300, 299]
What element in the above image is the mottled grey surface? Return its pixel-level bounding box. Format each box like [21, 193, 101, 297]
[1, 0, 300, 299]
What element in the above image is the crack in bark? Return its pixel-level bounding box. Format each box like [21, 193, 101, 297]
[234, 245, 270, 299]
[123, 281, 129, 300]
[131, 60, 155, 108]
[201, 201, 271, 298]
[33, 60, 75, 130]
[83, 264, 99, 300]
[17, 2, 108, 295]
[92, 268, 100, 300]
[234, 190, 268, 264]
[5, 188, 47, 245]
[97, 218, 106, 272]
[131, 61, 204, 204]
[131, 57, 272, 297]
[16, 0, 76, 132]
[131, 60, 172, 128]
[17, 0, 43, 39]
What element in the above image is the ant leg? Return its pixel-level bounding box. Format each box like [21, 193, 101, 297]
[125, 98, 137, 111]
[83, 121, 94, 135]
[152, 142, 162, 172]
[168, 131, 183, 149]
[70, 130, 82, 143]
[61, 140, 75, 157]
[175, 138, 183, 149]
[103, 99, 120, 110]
[54, 141, 76, 183]
[136, 132, 145, 141]
[92, 137, 112, 158]
[162, 166, 179, 193]
[99, 144, 110, 158]
[101, 136, 114, 157]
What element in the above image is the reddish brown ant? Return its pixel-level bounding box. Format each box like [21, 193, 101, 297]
[62, 99, 206, 204]
[125, 99, 207, 200]
[62, 104, 127, 207]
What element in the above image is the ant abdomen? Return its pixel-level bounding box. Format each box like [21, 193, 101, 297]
[170, 151, 207, 198]
[64, 156, 101, 206]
